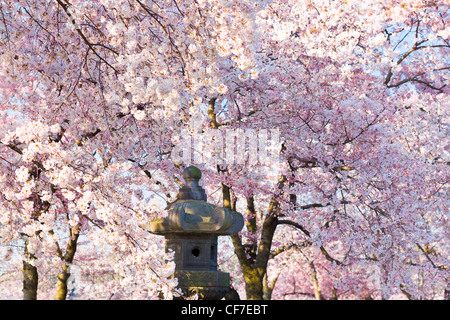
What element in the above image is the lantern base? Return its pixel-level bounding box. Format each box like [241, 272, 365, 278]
[175, 270, 230, 300]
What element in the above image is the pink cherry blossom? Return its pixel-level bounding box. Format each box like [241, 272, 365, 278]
[0, 0, 449, 300]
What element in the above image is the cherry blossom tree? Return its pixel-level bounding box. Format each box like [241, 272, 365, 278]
[0, 0, 448, 300]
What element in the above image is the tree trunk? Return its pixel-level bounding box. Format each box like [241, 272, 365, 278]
[263, 271, 278, 300]
[22, 236, 38, 300]
[243, 268, 265, 300]
[218, 168, 287, 300]
[55, 264, 71, 300]
[309, 261, 323, 300]
[238, 262, 277, 300]
[226, 191, 279, 299]
[222, 173, 283, 300]
[54, 225, 80, 300]
[444, 281, 450, 300]
[22, 260, 38, 300]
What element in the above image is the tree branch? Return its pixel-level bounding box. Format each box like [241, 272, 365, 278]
[207, 97, 219, 129]
[416, 243, 445, 270]
[276, 219, 344, 266]
[269, 241, 311, 259]
[277, 219, 310, 237]
[55, 0, 118, 73]
[384, 38, 449, 92]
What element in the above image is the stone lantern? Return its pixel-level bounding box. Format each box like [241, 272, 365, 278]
[147, 166, 244, 300]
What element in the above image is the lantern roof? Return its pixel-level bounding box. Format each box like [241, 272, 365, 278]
[147, 166, 244, 235]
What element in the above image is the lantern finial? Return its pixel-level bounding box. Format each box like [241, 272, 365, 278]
[176, 165, 207, 201]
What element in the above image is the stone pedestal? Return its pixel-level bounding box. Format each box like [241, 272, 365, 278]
[175, 271, 230, 300]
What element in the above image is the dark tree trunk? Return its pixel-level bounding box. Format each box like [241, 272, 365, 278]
[54, 225, 80, 300]
[22, 260, 38, 300]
